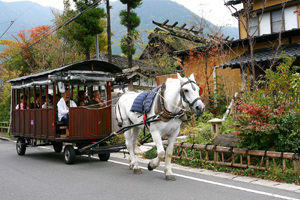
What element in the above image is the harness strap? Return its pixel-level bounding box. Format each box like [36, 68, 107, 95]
[117, 103, 123, 127]
[156, 83, 185, 121]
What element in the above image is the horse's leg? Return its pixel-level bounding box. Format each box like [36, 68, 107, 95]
[124, 124, 142, 174]
[131, 127, 142, 174]
[164, 128, 180, 181]
[123, 120, 134, 170]
[148, 130, 165, 171]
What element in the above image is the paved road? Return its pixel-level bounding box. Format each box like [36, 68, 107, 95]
[0, 138, 300, 200]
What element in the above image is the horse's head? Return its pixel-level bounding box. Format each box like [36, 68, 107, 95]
[177, 73, 205, 117]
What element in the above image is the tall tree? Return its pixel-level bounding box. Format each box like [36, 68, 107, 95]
[106, 0, 112, 62]
[119, 0, 142, 90]
[70, 0, 106, 60]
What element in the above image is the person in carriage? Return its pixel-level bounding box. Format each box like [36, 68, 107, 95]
[57, 87, 77, 128]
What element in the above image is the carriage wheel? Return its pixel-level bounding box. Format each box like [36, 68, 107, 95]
[98, 143, 110, 161]
[16, 137, 26, 156]
[53, 142, 63, 153]
[64, 145, 75, 164]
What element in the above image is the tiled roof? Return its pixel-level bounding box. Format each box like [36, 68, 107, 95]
[220, 43, 300, 68]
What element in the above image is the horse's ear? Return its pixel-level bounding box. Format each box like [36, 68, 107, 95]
[177, 73, 184, 82]
[189, 74, 195, 81]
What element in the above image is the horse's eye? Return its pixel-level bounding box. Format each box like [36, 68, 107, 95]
[184, 89, 189, 92]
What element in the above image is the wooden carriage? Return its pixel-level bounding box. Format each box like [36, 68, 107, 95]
[8, 60, 125, 163]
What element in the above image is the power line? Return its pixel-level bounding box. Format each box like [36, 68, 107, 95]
[12, 0, 102, 59]
[0, 0, 42, 40]
[0, 21, 14, 39]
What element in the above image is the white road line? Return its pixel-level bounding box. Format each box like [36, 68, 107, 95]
[108, 159, 300, 200]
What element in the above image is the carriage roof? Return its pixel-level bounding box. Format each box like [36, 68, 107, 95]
[8, 60, 122, 89]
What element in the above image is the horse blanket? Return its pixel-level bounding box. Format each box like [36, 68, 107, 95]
[130, 85, 161, 114]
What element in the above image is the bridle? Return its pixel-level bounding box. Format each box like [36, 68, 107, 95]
[180, 79, 202, 110]
[156, 79, 202, 121]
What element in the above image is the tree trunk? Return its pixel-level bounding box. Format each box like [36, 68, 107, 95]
[127, 0, 133, 90]
[86, 47, 90, 60]
[106, 0, 112, 63]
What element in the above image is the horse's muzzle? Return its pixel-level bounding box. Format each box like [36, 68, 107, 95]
[194, 105, 205, 117]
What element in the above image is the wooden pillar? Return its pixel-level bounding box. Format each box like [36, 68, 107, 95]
[27, 88, 30, 110]
[45, 85, 48, 137]
[68, 82, 71, 137]
[39, 85, 42, 108]
[17, 89, 20, 135]
[33, 86, 36, 109]
[107, 81, 112, 132]
[53, 82, 57, 137]
[71, 85, 73, 100]
[77, 85, 79, 100]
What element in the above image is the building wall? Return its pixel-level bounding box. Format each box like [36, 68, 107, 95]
[239, 0, 300, 40]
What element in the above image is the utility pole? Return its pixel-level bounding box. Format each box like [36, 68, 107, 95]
[106, 0, 112, 63]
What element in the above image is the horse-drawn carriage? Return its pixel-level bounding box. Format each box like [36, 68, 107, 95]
[8, 60, 126, 164]
[8, 59, 205, 180]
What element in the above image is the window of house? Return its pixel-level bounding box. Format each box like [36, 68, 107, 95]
[284, 5, 298, 30]
[259, 12, 271, 35]
[271, 9, 283, 33]
[249, 17, 259, 36]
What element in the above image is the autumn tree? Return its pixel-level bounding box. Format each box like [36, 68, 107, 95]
[0, 25, 84, 120]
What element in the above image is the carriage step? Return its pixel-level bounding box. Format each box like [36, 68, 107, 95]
[59, 126, 68, 129]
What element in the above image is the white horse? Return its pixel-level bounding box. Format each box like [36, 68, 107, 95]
[116, 73, 205, 180]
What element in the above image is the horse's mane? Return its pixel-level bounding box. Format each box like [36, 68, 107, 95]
[165, 78, 181, 91]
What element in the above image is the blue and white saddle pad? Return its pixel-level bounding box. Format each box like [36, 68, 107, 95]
[130, 85, 161, 114]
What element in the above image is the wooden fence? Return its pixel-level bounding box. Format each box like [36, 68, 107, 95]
[171, 143, 300, 174]
[0, 121, 10, 133]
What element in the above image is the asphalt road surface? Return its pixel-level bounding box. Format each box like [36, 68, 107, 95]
[0, 139, 299, 200]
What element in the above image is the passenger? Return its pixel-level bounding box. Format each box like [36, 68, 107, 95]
[42, 94, 53, 108]
[16, 95, 29, 110]
[78, 100, 85, 106]
[30, 94, 41, 109]
[57, 88, 77, 128]
[77, 90, 89, 106]
[88, 90, 105, 107]
[41, 95, 46, 106]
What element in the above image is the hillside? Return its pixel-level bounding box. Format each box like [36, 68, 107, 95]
[0, 1, 54, 52]
[0, 0, 239, 54]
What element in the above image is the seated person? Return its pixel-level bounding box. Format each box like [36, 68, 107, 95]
[87, 90, 105, 107]
[42, 94, 53, 108]
[57, 88, 77, 129]
[77, 90, 89, 106]
[30, 94, 41, 109]
[78, 100, 85, 106]
[16, 95, 29, 110]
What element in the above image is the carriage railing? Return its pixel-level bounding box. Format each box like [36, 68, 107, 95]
[171, 143, 300, 174]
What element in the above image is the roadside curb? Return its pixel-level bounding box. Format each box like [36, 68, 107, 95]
[0, 136, 9, 141]
[111, 153, 300, 193]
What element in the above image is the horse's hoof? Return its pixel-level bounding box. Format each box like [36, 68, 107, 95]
[133, 169, 142, 174]
[165, 175, 176, 181]
[148, 163, 154, 171]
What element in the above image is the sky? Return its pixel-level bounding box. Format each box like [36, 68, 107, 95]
[1, 0, 239, 27]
